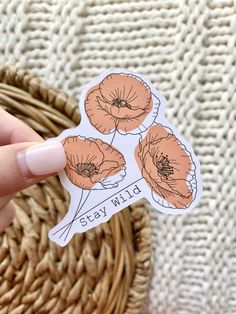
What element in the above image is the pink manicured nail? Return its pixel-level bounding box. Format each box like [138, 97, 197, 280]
[17, 141, 66, 178]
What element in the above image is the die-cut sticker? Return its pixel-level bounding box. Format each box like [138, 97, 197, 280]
[48, 69, 202, 247]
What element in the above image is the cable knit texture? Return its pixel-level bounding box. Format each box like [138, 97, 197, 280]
[0, 1, 236, 313]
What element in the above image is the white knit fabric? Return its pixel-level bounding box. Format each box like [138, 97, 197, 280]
[1, 1, 236, 313]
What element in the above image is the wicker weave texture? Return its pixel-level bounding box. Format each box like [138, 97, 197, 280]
[0, 65, 151, 314]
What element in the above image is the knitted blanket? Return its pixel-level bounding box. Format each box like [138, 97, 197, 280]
[1, 1, 235, 313]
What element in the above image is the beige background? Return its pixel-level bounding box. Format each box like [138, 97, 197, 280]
[0, 1, 236, 313]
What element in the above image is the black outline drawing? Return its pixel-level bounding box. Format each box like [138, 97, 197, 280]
[135, 123, 198, 210]
[49, 70, 201, 246]
[55, 135, 127, 242]
[53, 177, 143, 238]
[84, 72, 160, 137]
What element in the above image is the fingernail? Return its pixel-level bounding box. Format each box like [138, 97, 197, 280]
[17, 141, 66, 178]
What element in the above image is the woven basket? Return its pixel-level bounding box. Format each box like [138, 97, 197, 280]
[0, 65, 151, 314]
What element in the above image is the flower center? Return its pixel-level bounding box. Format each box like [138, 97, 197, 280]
[76, 162, 99, 178]
[153, 153, 174, 179]
[112, 98, 131, 109]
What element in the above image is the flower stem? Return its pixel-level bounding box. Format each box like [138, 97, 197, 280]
[60, 177, 144, 227]
[57, 189, 84, 240]
[110, 129, 117, 145]
[62, 190, 92, 241]
[53, 189, 92, 241]
[54, 177, 144, 242]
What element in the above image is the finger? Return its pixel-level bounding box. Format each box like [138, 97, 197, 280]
[0, 141, 66, 197]
[0, 195, 14, 207]
[0, 203, 15, 232]
[0, 108, 43, 145]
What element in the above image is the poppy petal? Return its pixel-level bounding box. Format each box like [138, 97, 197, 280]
[66, 171, 95, 190]
[63, 136, 104, 168]
[99, 73, 152, 110]
[140, 123, 171, 148]
[115, 113, 151, 133]
[109, 103, 145, 119]
[62, 136, 126, 190]
[96, 95, 151, 133]
[84, 72, 162, 135]
[120, 93, 160, 135]
[91, 160, 120, 183]
[93, 139, 126, 166]
[135, 123, 197, 209]
[85, 88, 117, 134]
[149, 135, 192, 179]
[141, 150, 162, 182]
[151, 178, 195, 208]
[97, 169, 126, 189]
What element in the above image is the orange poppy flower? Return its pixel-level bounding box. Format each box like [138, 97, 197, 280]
[62, 136, 126, 190]
[85, 73, 159, 134]
[135, 124, 196, 209]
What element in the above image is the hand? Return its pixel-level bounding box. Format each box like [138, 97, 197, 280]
[0, 108, 66, 232]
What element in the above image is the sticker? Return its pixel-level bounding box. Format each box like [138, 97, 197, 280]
[48, 69, 202, 247]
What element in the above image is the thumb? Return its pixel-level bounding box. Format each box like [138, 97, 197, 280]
[0, 141, 66, 197]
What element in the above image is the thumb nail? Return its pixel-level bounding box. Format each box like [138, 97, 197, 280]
[17, 141, 66, 178]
